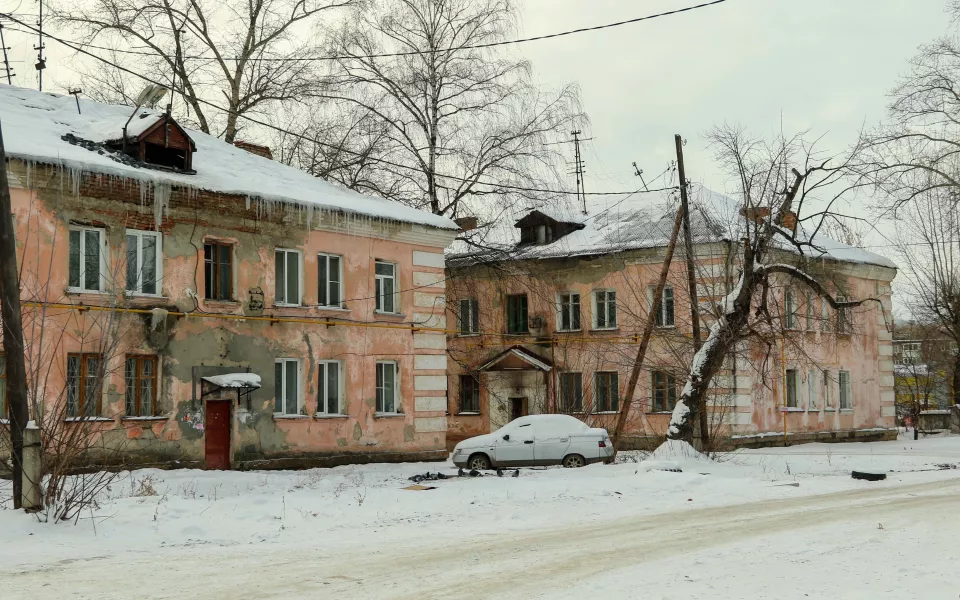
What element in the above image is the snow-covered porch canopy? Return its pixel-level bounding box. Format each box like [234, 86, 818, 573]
[476, 345, 554, 372]
[201, 373, 262, 408]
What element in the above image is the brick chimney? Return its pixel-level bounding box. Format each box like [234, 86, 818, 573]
[233, 140, 273, 160]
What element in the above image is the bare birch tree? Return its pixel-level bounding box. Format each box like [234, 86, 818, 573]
[53, 0, 358, 142]
[893, 186, 960, 404]
[318, 0, 584, 216]
[667, 127, 887, 443]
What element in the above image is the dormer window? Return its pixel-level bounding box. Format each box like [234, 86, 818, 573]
[89, 113, 196, 173]
[515, 210, 585, 246]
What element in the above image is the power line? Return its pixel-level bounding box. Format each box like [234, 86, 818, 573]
[2, 13, 677, 199]
[3, 1, 731, 64]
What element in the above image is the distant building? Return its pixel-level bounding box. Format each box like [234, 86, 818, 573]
[444, 196, 898, 448]
[0, 85, 458, 470]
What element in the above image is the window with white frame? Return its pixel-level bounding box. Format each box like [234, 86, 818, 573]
[68, 226, 106, 292]
[558, 292, 581, 331]
[900, 342, 921, 364]
[459, 298, 479, 334]
[594, 372, 619, 412]
[823, 370, 834, 409]
[785, 369, 799, 408]
[805, 294, 815, 331]
[838, 370, 852, 409]
[375, 260, 398, 313]
[317, 253, 343, 308]
[125, 230, 162, 295]
[836, 295, 851, 334]
[821, 299, 832, 333]
[784, 288, 797, 330]
[275, 249, 302, 306]
[376, 361, 400, 413]
[316, 360, 343, 415]
[807, 368, 818, 410]
[594, 290, 617, 329]
[650, 285, 675, 327]
[274, 358, 300, 415]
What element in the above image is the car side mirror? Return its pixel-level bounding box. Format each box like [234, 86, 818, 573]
[502, 434, 510, 441]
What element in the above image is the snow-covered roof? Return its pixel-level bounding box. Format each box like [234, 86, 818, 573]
[202, 373, 262, 389]
[448, 186, 896, 270]
[0, 84, 456, 231]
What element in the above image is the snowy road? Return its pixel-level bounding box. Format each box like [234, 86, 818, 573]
[4, 475, 959, 599]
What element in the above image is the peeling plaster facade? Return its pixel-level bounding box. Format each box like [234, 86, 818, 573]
[1, 159, 457, 470]
[445, 241, 897, 449]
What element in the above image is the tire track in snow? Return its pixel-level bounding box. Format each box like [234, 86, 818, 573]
[3, 477, 959, 599]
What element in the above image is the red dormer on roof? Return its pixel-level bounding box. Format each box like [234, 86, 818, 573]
[110, 113, 197, 173]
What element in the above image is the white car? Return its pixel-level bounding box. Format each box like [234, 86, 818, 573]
[452, 414, 614, 470]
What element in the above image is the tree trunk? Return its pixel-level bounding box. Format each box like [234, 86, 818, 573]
[0, 122, 29, 509]
[952, 353, 960, 406]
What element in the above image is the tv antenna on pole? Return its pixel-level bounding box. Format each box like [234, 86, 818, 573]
[569, 130, 588, 215]
[34, 0, 45, 90]
[0, 21, 14, 84]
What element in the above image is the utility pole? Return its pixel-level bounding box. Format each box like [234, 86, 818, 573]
[569, 130, 587, 215]
[612, 206, 684, 450]
[0, 22, 14, 84]
[0, 121, 29, 509]
[675, 133, 708, 449]
[34, 0, 45, 91]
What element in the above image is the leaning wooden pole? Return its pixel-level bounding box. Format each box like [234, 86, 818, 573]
[0, 121, 29, 509]
[675, 134, 708, 450]
[611, 205, 684, 451]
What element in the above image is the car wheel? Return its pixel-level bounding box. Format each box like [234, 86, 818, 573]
[562, 454, 585, 468]
[468, 453, 491, 470]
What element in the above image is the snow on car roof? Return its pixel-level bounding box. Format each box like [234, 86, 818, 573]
[0, 84, 457, 231]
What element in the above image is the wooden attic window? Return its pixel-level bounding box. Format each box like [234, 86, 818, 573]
[121, 115, 196, 173]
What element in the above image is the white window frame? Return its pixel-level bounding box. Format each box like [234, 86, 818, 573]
[375, 260, 399, 314]
[651, 370, 678, 413]
[649, 285, 675, 328]
[823, 370, 835, 409]
[317, 252, 343, 308]
[821, 300, 832, 333]
[316, 360, 344, 415]
[375, 360, 400, 414]
[838, 370, 852, 410]
[593, 290, 617, 330]
[125, 229, 163, 296]
[836, 295, 851, 335]
[557, 292, 581, 332]
[459, 298, 480, 335]
[785, 368, 799, 408]
[807, 368, 818, 411]
[274, 248, 303, 307]
[274, 358, 301, 416]
[68, 225, 107, 293]
[784, 288, 797, 330]
[804, 293, 815, 332]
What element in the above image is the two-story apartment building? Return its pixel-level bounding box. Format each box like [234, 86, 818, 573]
[445, 195, 898, 448]
[0, 84, 458, 470]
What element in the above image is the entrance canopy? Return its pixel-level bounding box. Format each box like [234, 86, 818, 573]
[201, 373, 261, 408]
[476, 345, 553, 372]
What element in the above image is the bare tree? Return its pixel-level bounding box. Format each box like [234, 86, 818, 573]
[667, 127, 887, 443]
[320, 0, 584, 215]
[894, 186, 960, 404]
[53, 0, 358, 142]
[855, 6, 960, 210]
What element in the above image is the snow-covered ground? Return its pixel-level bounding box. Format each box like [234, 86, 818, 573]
[1, 434, 958, 599]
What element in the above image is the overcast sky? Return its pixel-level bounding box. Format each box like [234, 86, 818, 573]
[0, 0, 950, 252]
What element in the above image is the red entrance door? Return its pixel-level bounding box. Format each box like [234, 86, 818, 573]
[205, 400, 231, 470]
